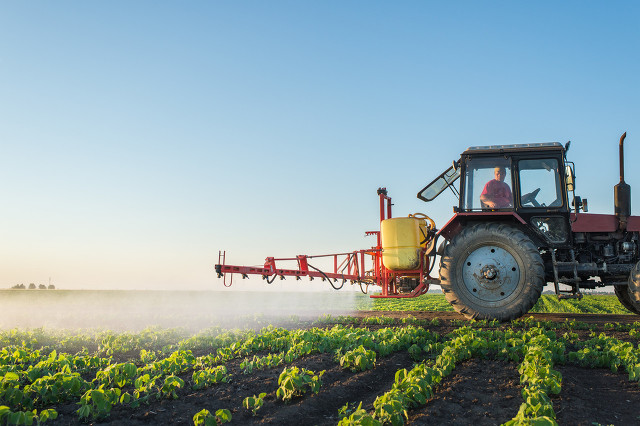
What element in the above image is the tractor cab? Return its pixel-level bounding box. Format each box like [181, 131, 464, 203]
[419, 142, 574, 247]
[458, 143, 567, 213]
[420, 143, 569, 211]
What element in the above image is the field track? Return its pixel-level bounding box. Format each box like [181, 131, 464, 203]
[354, 310, 640, 324]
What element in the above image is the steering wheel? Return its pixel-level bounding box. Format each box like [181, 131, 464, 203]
[521, 188, 541, 207]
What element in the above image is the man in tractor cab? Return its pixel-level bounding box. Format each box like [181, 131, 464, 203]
[480, 166, 513, 209]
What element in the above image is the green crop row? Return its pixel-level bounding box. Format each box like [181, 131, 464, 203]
[0, 317, 638, 425]
[339, 325, 638, 425]
[0, 323, 438, 423]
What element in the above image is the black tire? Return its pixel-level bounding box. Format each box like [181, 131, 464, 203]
[613, 284, 640, 314]
[624, 261, 640, 314]
[439, 223, 545, 321]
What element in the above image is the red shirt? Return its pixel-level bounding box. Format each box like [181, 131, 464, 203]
[481, 179, 512, 208]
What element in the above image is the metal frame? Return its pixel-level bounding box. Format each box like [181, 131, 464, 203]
[214, 187, 437, 298]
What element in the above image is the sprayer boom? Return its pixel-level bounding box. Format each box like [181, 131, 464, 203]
[214, 188, 439, 298]
[215, 250, 375, 287]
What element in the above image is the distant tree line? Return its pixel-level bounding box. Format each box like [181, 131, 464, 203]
[10, 283, 55, 290]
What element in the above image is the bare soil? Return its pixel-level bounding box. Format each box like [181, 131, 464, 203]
[49, 312, 640, 425]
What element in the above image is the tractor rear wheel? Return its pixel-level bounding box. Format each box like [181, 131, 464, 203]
[439, 223, 545, 321]
[623, 261, 640, 314]
[613, 284, 640, 314]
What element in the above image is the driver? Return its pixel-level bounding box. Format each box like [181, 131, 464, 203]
[480, 166, 513, 209]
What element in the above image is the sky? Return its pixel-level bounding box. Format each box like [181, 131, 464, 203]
[1, 1, 639, 291]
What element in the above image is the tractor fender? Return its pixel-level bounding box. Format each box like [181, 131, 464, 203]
[437, 212, 527, 241]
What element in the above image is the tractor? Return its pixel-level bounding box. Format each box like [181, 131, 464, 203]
[215, 133, 640, 321]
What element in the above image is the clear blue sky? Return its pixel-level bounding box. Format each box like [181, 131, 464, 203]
[1, 1, 638, 290]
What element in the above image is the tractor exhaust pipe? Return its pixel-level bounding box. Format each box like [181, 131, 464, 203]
[614, 132, 630, 230]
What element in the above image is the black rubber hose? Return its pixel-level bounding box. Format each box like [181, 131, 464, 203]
[338, 253, 359, 281]
[419, 227, 429, 245]
[266, 273, 278, 284]
[308, 263, 344, 290]
[336, 252, 367, 293]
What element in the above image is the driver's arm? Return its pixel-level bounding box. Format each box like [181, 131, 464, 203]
[479, 183, 496, 207]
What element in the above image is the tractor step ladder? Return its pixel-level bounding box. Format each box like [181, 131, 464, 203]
[551, 249, 583, 300]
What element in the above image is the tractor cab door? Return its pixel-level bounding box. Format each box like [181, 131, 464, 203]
[515, 157, 570, 245]
[517, 158, 564, 209]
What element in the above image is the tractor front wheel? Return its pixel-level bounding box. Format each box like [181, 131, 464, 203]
[439, 223, 545, 321]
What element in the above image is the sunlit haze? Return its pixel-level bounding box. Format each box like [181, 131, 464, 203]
[1, 2, 639, 291]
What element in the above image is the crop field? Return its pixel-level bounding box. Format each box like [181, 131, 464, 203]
[1, 290, 639, 425]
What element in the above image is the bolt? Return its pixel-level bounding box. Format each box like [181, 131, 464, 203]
[481, 265, 498, 280]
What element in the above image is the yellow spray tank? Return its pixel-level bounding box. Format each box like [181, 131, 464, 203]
[381, 213, 435, 271]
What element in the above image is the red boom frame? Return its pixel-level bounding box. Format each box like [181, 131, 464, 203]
[214, 188, 439, 298]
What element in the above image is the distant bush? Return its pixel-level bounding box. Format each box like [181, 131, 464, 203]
[10, 283, 56, 290]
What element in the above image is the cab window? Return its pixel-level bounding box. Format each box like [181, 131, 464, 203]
[518, 159, 562, 208]
[418, 165, 460, 202]
[463, 158, 513, 210]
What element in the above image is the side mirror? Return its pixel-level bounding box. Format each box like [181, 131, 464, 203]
[572, 196, 588, 213]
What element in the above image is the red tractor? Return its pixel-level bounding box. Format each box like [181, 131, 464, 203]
[216, 133, 639, 321]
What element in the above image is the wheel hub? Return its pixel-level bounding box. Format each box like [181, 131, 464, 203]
[461, 245, 520, 303]
[481, 265, 498, 280]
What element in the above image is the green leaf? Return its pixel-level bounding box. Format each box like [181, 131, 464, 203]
[0, 406, 10, 421]
[91, 389, 106, 405]
[528, 416, 558, 426]
[39, 409, 58, 423]
[192, 409, 211, 426]
[76, 405, 91, 419]
[215, 408, 232, 423]
[120, 392, 131, 404]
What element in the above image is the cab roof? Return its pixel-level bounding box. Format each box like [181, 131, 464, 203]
[462, 142, 564, 155]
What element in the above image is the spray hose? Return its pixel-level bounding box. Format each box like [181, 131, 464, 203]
[307, 263, 344, 290]
[265, 273, 278, 284]
[409, 213, 438, 274]
[339, 252, 368, 293]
